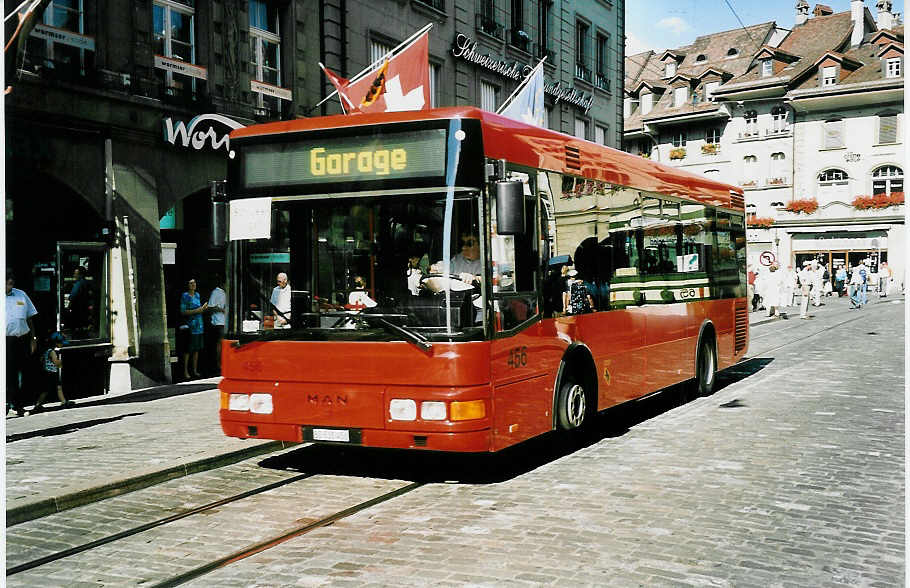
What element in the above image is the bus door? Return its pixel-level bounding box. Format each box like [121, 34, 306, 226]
[489, 170, 554, 449]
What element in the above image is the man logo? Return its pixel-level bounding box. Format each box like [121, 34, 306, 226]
[307, 394, 348, 407]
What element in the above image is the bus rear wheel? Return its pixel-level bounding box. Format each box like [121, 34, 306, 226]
[556, 378, 587, 430]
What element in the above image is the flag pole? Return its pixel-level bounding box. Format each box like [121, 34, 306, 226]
[496, 56, 546, 115]
[315, 22, 434, 109]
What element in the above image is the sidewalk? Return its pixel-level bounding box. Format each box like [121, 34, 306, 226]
[4, 295, 900, 525]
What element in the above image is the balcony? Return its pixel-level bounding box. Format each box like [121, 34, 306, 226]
[476, 13, 504, 40]
[594, 73, 610, 92]
[508, 29, 531, 52]
[575, 62, 592, 83]
[765, 126, 792, 138]
[765, 176, 791, 187]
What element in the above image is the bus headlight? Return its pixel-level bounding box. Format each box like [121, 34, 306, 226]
[389, 399, 417, 421]
[450, 400, 486, 421]
[228, 394, 250, 411]
[420, 401, 446, 421]
[249, 393, 273, 414]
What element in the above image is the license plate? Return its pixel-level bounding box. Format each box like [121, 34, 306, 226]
[312, 428, 350, 442]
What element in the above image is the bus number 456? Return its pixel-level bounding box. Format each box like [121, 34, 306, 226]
[507, 346, 528, 368]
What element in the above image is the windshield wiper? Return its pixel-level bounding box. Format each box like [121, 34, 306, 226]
[233, 328, 301, 347]
[359, 313, 433, 351]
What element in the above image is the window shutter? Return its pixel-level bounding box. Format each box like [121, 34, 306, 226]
[879, 115, 897, 144]
[824, 121, 844, 148]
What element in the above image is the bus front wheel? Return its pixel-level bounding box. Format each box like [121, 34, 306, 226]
[694, 336, 717, 397]
[556, 378, 587, 430]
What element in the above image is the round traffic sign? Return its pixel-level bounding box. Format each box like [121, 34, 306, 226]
[759, 251, 776, 266]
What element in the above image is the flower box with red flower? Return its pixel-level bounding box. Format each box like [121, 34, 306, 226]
[784, 198, 818, 214]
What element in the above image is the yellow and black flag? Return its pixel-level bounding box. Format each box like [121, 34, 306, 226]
[360, 60, 388, 108]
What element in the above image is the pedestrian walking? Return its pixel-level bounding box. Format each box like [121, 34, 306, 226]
[762, 264, 784, 317]
[879, 261, 891, 297]
[835, 265, 847, 297]
[849, 264, 864, 309]
[798, 262, 813, 319]
[747, 265, 759, 312]
[858, 260, 869, 305]
[206, 275, 227, 375]
[30, 331, 74, 413]
[6, 271, 38, 416]
[781, 264, 797, 307]
[810, 260, 824, 307]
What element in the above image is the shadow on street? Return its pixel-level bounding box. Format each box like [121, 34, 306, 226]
[259, 358, 773, 484]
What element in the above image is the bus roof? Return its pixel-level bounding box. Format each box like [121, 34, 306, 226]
[231, 107, 744, 210]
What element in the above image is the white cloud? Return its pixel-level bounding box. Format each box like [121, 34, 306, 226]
[625, 32, 653, 55]
[656, 16, 693, 35]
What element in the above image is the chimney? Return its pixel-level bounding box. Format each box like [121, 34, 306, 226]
[795, 0, 810, 26]
[813, 4, 834, 17]
[851, 0, 866, 46]
[877, 0, 895, 30]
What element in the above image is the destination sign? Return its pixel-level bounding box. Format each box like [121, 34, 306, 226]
[242, 129, 447, 188]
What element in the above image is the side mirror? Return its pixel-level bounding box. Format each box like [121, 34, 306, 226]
[210, 181, 227, 247]
[496, 180, 525, 235]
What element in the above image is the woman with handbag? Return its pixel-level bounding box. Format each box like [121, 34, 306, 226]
[180, 278, 208, 380]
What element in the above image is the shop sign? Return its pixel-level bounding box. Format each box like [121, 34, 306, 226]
[452, 34, 594, 113]
[154, 55, 207, 80]
[31, 24, 95, 51]
[162, 114, 245, 156]
[250, 80, 292, 101]
[844, 152, 861, 162]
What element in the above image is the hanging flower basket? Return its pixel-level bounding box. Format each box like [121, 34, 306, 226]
[669, 147, 686, 160]
[784, 198, 818, 214]
[746, 216, 774, 228]
[851, 192, 904, 210]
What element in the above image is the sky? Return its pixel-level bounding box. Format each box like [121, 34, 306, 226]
[626, 0, 906, 55]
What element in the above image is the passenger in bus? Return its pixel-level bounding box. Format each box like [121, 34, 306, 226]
[406, 249, 424, 295]
[270, 272, 292, 326]
[348, 276, 377, 308]
[565, 269, 594, 315]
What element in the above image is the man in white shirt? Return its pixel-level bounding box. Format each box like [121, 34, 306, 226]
[270, 272, 292, 327]
[207, 276, 227, 373]
[6, 272, 38, 416]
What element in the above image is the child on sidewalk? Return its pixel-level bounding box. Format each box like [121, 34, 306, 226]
[30, 332, 74, 414]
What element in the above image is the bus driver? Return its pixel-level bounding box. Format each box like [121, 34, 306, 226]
[431, 232, 482, 285]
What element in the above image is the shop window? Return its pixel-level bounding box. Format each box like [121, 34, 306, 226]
[250, 0, 283, 117]
[872, 165, 903, 195]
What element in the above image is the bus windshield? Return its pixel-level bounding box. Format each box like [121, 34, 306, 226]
[233, 189, 485, 343]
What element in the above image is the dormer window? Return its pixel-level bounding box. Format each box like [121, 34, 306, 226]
[822, 65, 838, 86]
[673, 86, 687, 107]
[695, 54, 706, 62]
[727, 48, 738, 57]
[641, 92, 653, 115]
[665, 61, 677, 77]
[704, 81, 719, 101]
[761, 59, 773, 77]
[886, 57, 901, 78]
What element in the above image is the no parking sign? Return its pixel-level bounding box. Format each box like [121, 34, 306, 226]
[759, 251, 776, 267]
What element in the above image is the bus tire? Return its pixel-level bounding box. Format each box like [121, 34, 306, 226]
[693, 335, 717, 398]
[556, 377, 587, 431]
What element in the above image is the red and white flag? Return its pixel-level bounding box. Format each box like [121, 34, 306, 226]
[318, 62, 357, 113]
[345, 29, 430, 114]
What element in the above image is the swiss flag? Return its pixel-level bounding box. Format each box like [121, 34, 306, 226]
[319, 63, 358, 112]
[347, 31, 430, 114]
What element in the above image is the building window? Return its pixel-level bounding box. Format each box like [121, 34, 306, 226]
[818, 169, 848, 183]
[250, 0, 282, 116]
[770, 152, 786, 182]
[696, 54, 707, 62]
[27, 0, 90, 76]
[575, 20, 590, 81]
[595, 124, 608, 146]
[154, 0, 198, 98]
[538, 0, 552, 59]
[823, 119, 845, 149]
[706, 128, 721, 144]
[726, 48, 738, 57]
[704, 81, 719, 101]
[744, 110, 758, 137]
[878, 113, 898, 144]
[510, 0, 528, 51]
[665, 61, 677, 78]
[885, 57, 901, 78]
[872, 165, 903, 195]
[595, 33, 610, 91]
[481, 81, 499, 111]
[370, 39, 394, 66]
[743, 155, 758, 184]
[673, 86, 687, 107]
[640, 93, 653, 115]
[429, 63, 440, 108]
[671, 131, 687, 148]
[623, 97, 632, 118]
[761, 59, 773, 77]
[771, 105, 788, 132]
[822, 65, 838, 86]
[574, 117, 588, 140]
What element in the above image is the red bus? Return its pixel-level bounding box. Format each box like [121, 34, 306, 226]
[219, 107, 749, 452]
